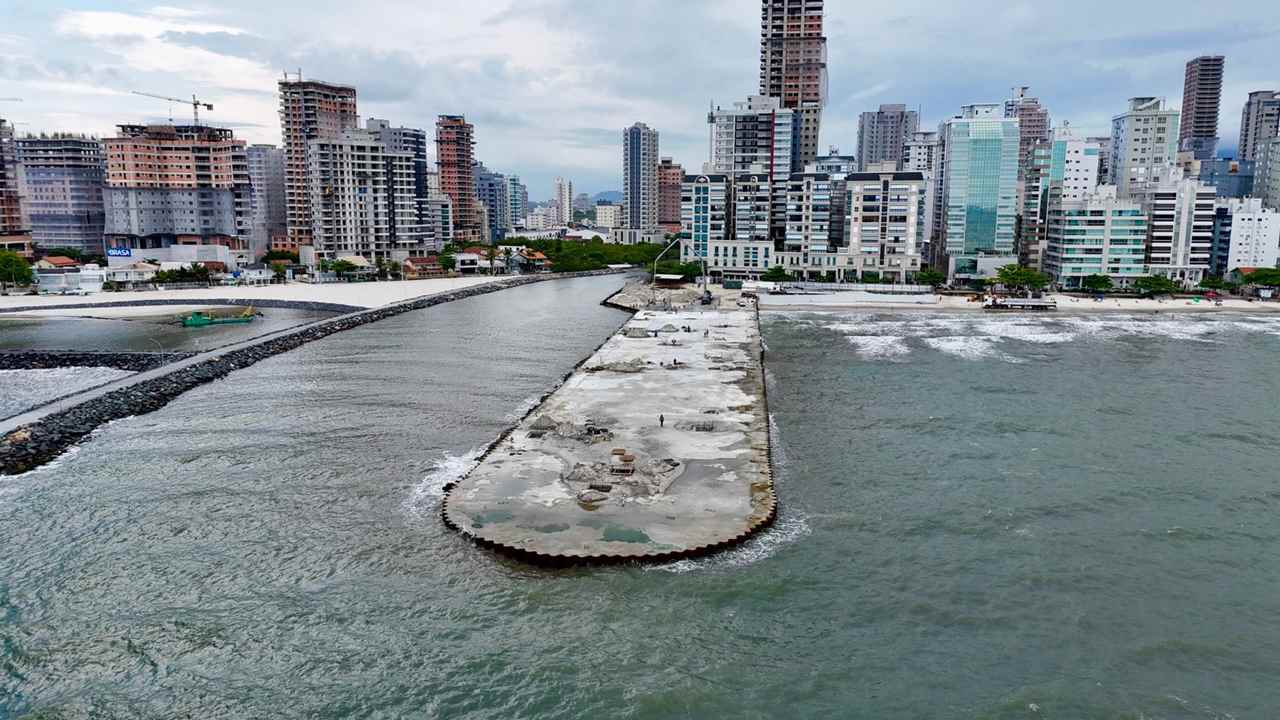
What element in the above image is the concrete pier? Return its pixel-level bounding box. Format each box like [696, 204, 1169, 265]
[443, 289, 775, 564]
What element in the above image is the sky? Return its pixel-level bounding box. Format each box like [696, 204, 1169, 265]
[2, 1, 1278, 200]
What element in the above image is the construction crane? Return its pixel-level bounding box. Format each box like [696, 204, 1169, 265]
[131, 91, 213, 125]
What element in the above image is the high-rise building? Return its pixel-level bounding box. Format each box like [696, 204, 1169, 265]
[367, 118, 432, 241]
[307, 129, 425, 261]
[657, 157, 684, 235]
[245, 144, 285, 258]
[474, 162, 509, 241]
[506, 176, 527, 230]
[1019, 128, 1102, 269]
[1210, 197, 1280, 276]
[1197, 159, 1255, 198]
[278, 77, 358, 250]
[1179, 55, 1225, 160]
[622, 122, 659, 231]
[1044, 185, 1149, 289]
[1087, 136, 1112, 183]
[1109, 97, 1180, 197]
[0, 118, 24, 238]
[843, 168, 926, 281]
[14, 135, 106, 253]
[710, 95, 799, 244]
[856, 104, 918, 171]
[1255, 137, 1280, 210]
[1006, 87, 1051, 183]
[710, 96, 799, 179]
[936, 104, 1021, 282]
[594, 202, 623, 229]
[1139, 168, 1216, 287]
[103, 124, 250, 250]
[903, 131, 939, 173]
[679, 173, 732, 264]
[552, 177, 573, 226]
[436, 115, 481, 244]
[758, 0, 827, 167]
[1238, 91, 1280, 162]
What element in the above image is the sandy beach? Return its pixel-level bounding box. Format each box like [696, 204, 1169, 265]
[0, 276, 502, 317]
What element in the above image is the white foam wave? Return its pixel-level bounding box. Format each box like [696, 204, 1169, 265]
[504, 394, 544, 422]
[923, 336, 1026, 363]
[647, 510, 812, 573]
[405, 447, 485, 515]
[846, 335, 911, 360]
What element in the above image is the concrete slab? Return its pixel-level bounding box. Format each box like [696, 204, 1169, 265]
[443, 299, 775, 564]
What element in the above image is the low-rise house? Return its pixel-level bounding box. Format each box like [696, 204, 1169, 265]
[105, 261, 158, 288]
[34, 256, 80, 270]
[403, 256, 444, 279]
[518, 248, 549, 272]
[454, 252, 481, 274]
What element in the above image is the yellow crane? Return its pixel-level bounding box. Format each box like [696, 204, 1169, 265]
[130, 91, 214, 125]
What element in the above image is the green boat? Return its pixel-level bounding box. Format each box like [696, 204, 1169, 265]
[181, 308, 258, 328]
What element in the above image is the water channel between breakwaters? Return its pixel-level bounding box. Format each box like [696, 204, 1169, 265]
[0, 271, 624, 476]
[444, 284, 774, 564]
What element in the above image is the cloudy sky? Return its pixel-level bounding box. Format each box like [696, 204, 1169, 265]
[2, 1, 1278, 199]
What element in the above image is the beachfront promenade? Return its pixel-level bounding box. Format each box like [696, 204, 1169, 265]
[443, 285, 775, 564]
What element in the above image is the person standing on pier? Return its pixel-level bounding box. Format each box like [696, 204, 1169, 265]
[659, 414, 665, 428]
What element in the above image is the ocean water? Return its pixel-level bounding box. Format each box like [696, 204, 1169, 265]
[0, 367, 136, 419]
[0, 307, 335, 353]
[3, 290, 1279, 718]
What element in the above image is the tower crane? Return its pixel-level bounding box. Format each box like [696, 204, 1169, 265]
[130, 91, 213, 125]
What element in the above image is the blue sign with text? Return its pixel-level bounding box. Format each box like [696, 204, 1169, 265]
[106, 247, 132, 258]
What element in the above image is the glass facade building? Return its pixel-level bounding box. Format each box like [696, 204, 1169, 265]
[940, 104, 1020, 280]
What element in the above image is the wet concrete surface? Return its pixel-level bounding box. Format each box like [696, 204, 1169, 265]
[444, 294, 774, 563]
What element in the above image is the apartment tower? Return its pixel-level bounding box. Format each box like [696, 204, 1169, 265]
[15, 135, 106, 253]
[759, 0, 827, 167]
[278, 77, 358, 249]
[856, 104, 918, 171]
[1238, 91, 1280, 162]
[0, 119, 23, 237]
[1109, 97, 1180, 197]
[1179, 55, 1225, 160]
[622, 122, 659, 231]
[657, 157, 684, 235]
[436, 115, 481, 243]
[245, 144, 285, 257]
[103, 124, 250, 249]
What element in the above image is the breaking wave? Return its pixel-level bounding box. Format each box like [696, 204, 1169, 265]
[405, 447, 485, 516]
[647, 510, 812, 573]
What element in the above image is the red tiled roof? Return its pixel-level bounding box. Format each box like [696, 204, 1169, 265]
[43, 256, 79, 267]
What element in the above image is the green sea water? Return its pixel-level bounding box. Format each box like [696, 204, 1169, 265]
[3, 278, 1278, 718]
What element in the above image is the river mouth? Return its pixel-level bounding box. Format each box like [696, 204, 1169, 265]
[1, 282, 1276, 718]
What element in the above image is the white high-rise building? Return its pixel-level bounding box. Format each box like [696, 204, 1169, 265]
[844, 168, 926, 281]
[1110, 97, 1180, 198]
[622, 122, 659, 231]
[553, 177, 573, 226]
[902, 131, 938, 173]
[1238, 91, 1280, 163]
[1044, 185, 1149, 289]
[1215, 197, 1280, 274]
[1139, 168, 1215, 287]
[307, 129, 426, 261]
[1255, 137, 1280, 211]
[594, 203, 623, 229]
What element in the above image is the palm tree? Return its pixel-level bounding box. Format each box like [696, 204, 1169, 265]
[501, 246, 514, 275]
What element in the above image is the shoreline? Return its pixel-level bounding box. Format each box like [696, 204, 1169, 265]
[758, 292, 1280, 314]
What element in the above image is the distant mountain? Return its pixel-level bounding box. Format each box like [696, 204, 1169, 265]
[592, 191, 623, 204]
